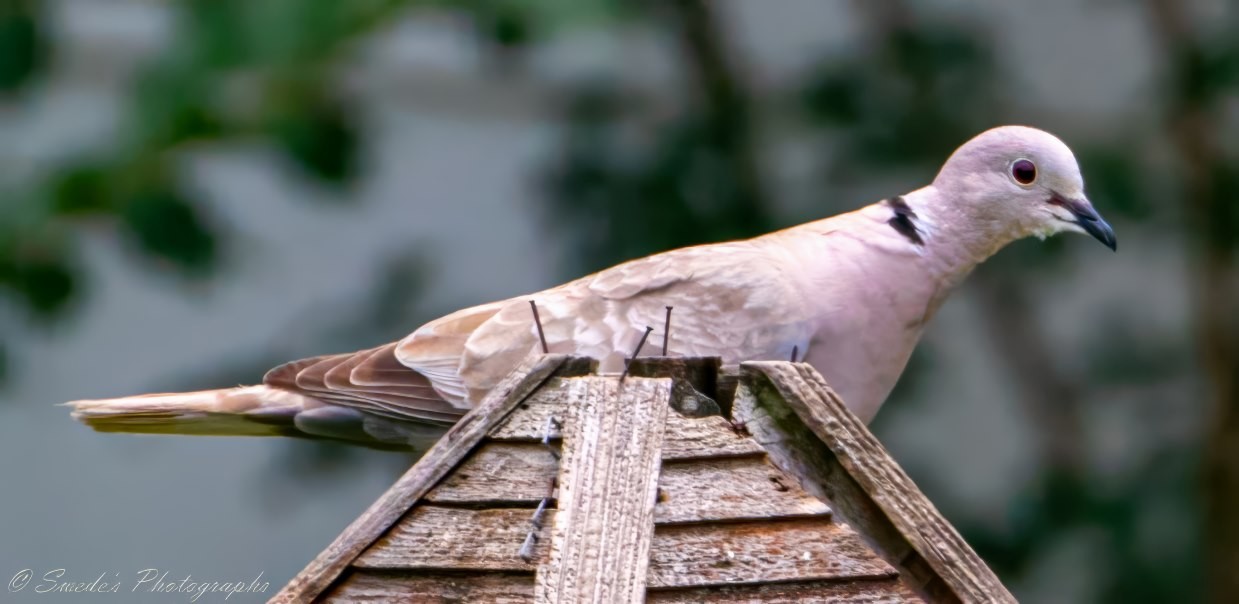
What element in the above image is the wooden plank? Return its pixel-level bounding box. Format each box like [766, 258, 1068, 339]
[354, 506, 553, 571]
[492, 388, 763, 460]
[661, 413, 766, 460]
[272, 355, 591, 603]
[740, 362, 1016, 604]
[647, 518, 897, 588]
[655, 456, 830, 524]
[647, 578, 923, 603]
[425, 442, 559, 505]
[422, 444, 828, 523]
[323, 570, 534, 603]
[661, 413, 765, 459]
[535, 377, 671, 604]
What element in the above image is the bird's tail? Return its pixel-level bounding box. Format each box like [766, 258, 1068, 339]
[66, 385, 313, 438]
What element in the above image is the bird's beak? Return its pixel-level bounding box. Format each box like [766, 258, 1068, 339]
[1056, 194, 1117, 251]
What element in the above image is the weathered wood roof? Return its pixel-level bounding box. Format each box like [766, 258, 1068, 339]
[273, 355, 1013, 603]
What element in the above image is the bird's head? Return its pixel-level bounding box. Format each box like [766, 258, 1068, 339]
[932, 125, 1116, 251]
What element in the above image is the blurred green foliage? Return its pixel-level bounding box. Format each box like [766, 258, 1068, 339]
[0, 0, 379, 333]
[802, 22, 998, 177]
[0, 0, 628, 325]
[544, 84, 776, 270]
[0, 0, 44, 93]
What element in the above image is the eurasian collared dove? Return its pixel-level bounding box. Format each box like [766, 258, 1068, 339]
[68, 125, 1116, 448]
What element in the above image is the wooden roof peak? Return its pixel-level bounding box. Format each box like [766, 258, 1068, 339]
[273, 355, 1014, 604]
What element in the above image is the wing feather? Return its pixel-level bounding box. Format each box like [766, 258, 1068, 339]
[448, 241, 814, 397]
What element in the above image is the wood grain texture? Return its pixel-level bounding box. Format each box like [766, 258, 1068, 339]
[425, 441, 559, 505]
[659, 413, 766, 460]
[354, 506, 553, 570]
[733, 378, 944, 600]
[273, 355, 589, 603]
[647, 578, 923, 603]
[656, 456, 829, 524]
[491, 387, 763, 460]
[422, 444, 828, 524]
[535, 376, 671, 603]
[647, 518, 896, 588]
[740, 362, 1015, 604]
[322, 570, 534, 603]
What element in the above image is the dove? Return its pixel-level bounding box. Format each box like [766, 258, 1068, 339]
[67, 125, 1116, 449]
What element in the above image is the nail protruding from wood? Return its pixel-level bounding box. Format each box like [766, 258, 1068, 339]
[662, 306, 673, 356]
[518, 477, 557, 563]
[620, 326, 655, 380]
[529, 300, 549, 354]
[790, 345, 799, 363]
[541, 415, 562, 461]
[519, 415, 561, 563]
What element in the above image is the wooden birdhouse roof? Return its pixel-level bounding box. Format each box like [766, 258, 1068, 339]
[273, 355, 1014, 603]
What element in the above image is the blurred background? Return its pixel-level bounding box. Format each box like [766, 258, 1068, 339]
[0, 0, 1235, 602]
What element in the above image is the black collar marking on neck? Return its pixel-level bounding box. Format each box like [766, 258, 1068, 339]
[884, 196, 925, 246]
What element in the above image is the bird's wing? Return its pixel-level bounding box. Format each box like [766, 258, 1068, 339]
[259, 238, 812, 425]
[397, 240, 815, 403]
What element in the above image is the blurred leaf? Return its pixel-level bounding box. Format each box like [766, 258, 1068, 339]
[1210, 163, 1239, 251]
[183, 0, 250, 70]
[544, 101, 774, 271]
[486, 3, 533, 49]
[456, 0, 630, 42]
[0, 0, 45, 93]
[1076, 145, 1155, 221]
[0, 250, 76, 317]
[120, 188, 217, 273]
[133, 68, 226, 148]
[50, 164, 115, 216]
[802, 65, 866, 125]
[244, 1, 360, 65]
[264, 89, 359, 184]
[801, 22, 998, 179]
[1174, 39, 1239, 105]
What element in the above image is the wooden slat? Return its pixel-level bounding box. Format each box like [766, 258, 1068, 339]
[647, 518, 897, 588]
[648, 578, 923, 603]
[354, 506, 554, 570]
[535, 377, 671, 603]
[656, 456, 829, 524]
[659, 414, 767, 460]
[273, 355, 590, 603]
[739, 362, 1016, 604]
[425, 442, 559, 505]
[491, 389, 763, 460]
[323, 570, 534, 603]
[423, 444, 829, 524]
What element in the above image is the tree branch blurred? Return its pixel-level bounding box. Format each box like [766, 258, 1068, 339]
[1144, 1, 1239, 601]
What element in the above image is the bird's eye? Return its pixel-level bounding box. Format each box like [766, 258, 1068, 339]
[1011, 159, 1037, 185]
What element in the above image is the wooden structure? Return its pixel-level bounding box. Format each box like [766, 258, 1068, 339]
[273, 355, 1015, 603]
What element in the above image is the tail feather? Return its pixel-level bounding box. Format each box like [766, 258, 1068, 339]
[66, 386, 311, 438]
[66, 385, 438, 450]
